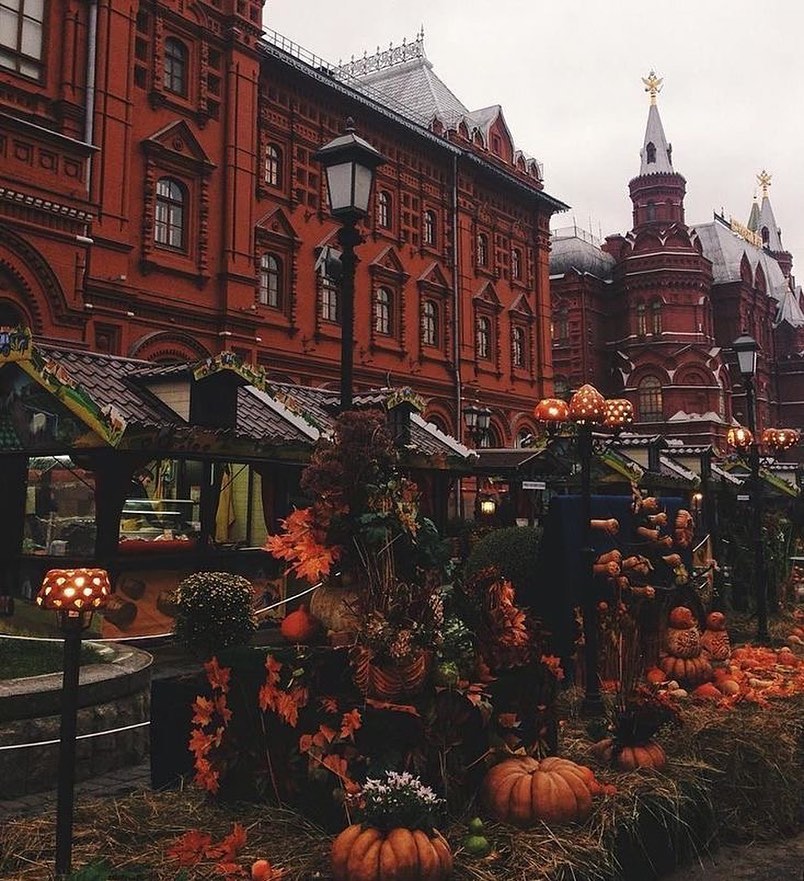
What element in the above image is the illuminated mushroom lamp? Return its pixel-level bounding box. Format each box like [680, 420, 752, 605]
[36, 568, 111, 877]
[603, 398, 634, 430]
[534, 397, 569, 430]
[762, 427, 800, 451]
[726, 426, 753, 450]
[37, 567, 111, 629]
[568, 384, 606, 425]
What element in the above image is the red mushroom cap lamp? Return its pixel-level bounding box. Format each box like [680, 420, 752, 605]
[603, 398, 634, 430]
[534, 398, 569, 425]
[36, 568, 111, 627]
[726, 426, 753, 450]
[568, 384, 606, 425]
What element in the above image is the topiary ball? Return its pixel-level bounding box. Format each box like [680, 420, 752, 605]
[174, 571, 257, 658]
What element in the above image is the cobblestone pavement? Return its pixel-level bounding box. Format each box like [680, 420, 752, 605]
[657, 833, 804, 881]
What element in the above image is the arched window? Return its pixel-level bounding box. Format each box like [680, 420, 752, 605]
[636, 302, 647, 336]
[512, 326, 524, 367]
[511, 248, 522, 280]
[258, 254, 282, 308]
[645, 141, 656, 164]
[516, 428, 533, 448]
[424, 210, 437, 246]
[421, 300, 438, 346]
[0, 300, 24, 326]
[154, 177, 186, 249]
[264, 144, 282, 187]
[646, 201, 657, 221]
[761, 226, 770, 246]
[638, 375, 663, 421]
[651, 299, 662, 335]
[320, 275, 338, 322]
[377, 191, 391, 229]
[477, 233, 488, 267]
[374, 287, 392, 335]
[476, 315, 491, 360]
[164, 38, 188, 96]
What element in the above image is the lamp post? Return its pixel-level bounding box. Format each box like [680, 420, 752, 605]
[535, 386, 632, 715]
[36, 568, 111, 878]
[731, 333, 768, 641]
[463, 403, 492, 447]
[314, 119, 386, 411]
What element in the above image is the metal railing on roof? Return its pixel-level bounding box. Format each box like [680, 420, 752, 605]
[261, 28, 432, 126]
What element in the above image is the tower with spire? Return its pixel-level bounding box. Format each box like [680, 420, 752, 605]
[748, 170, 793, 279]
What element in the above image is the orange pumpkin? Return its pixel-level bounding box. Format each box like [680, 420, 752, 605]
[280, 603, 319, 643]
[645, 667, 667, 684]
[659, 653, 713, 687]
[592, 738, 666, 771]
[692, 683, 722, 700]
[482, 756, 598, 827]
[668, 606, 695, 629]
[331, 825, 453, 881]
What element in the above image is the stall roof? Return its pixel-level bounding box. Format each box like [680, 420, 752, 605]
[0, 335, 475, 468]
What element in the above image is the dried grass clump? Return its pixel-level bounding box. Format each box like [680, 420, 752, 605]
[0, 789, 330, 881]
[668, 696, 804, 842]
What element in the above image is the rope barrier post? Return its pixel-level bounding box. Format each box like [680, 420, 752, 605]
[55, 619, 82, 878]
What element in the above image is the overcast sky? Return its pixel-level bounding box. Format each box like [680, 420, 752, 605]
[265, 1, 804, 262]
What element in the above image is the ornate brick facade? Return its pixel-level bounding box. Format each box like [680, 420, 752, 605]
[550, 75, 804, 447]
[0, 3, 566, 447]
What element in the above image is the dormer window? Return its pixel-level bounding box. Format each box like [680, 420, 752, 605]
[761, 226, 770, 246]
[164, 37, 188, 96]
[645, 142, 656, 164]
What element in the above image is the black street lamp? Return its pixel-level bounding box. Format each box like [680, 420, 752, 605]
[36, 568, 111, 878]
[314, 119, 386, 411]
[731, 333, 768, 641]
[463, 403, 492, 447]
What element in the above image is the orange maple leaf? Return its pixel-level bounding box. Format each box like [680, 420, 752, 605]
[205, 657, 231, 693]
[188, 728, 213, 758]
[319, 696, 339, 714]
[339, 708, 362, 740]
[207, 822, 247, 861]
[166, 829, 212, 866]
[214, 862, 247, 877]
[191, 695, 215, 727]
[265, 654, 283, 686]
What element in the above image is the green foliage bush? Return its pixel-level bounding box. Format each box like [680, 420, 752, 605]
[464, 526, 542, 596]
[174, 571, 256, 658]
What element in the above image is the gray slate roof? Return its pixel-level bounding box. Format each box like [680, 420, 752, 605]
[550, 232, 615, 279]
[758, 195, 784, 252]
[693, 217, 789, 302]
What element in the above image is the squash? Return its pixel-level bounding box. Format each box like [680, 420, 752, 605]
[659, 653, 713, 687]
[482, 756, 599, 827]
[592, 738, 667, 771]
[668, 606, 695, 629]
[280, 603, 319, 643]
[331, 824, 452, 881]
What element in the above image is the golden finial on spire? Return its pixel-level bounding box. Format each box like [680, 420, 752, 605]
[757, 169, 772, 198]
[642, 70, 663, 105]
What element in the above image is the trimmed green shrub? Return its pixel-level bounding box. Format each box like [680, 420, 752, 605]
[174, 571, 256, 658]
[464, 526, 542, 596]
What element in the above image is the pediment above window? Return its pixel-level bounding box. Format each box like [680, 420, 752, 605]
[369, 245, 409, 282]
[256, 206, 300, 245]
[509, 292, 534, 318]
[142, 120, 216, 175]
[473, 279, 501, 310]
[417, 262, 450, 294]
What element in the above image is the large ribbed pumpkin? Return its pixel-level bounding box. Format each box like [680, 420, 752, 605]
[330, 825, 452, 881]
[482, 756, 597, 827]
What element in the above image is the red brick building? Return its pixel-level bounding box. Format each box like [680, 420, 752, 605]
[550, 73, 804, 446]
[0, 4, 567, 448]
